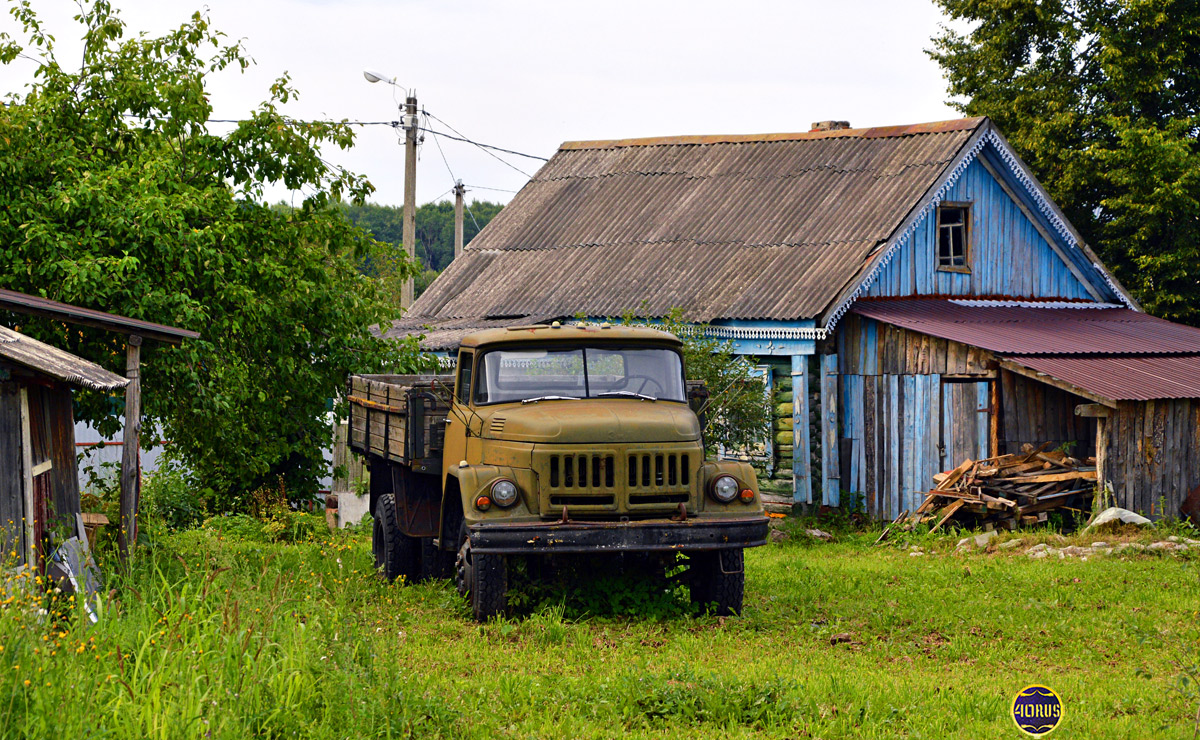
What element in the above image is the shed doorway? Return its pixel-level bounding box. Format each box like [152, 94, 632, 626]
[940, 379, 991, 469]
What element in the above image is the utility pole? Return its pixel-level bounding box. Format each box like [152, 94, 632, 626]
[453, 180, 465, 259]
[401, 93, 418, 308]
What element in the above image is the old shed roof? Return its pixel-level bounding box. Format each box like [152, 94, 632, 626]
[0, 325, 129, 391]
[408, 118, 986, 325]
[850, 299, 1200, 355]
[852, 298, 1200, 400]
[0, 288, 199, 344]
[1003, 354, 1200, 402]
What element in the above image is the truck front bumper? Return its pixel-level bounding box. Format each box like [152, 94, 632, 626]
[467, 515, 770, 555]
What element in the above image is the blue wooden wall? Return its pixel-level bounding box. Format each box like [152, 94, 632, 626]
[864, 158, 1098, 301]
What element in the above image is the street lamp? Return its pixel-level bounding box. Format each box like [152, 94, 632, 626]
[364, 69, 419, 309]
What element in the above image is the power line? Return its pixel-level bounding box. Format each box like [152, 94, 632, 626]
[422, 127, 548, 162]
[422, 109, 539, 177]
[465, 184, 519, 194]
[123, 112, 549, 164]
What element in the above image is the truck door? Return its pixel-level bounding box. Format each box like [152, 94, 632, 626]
[443, 350, 473, 478]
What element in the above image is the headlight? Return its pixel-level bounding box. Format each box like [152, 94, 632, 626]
[490, 479, 519, 507]
[709, 474, 739, 503]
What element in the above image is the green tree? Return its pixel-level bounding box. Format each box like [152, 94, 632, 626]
[930, 0, 1200, 324]
[621, 310, 770, 456]
[343, 199, 504, 281]
[0, 0, 424, 506]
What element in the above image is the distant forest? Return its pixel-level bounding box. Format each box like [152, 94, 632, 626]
[342, 200, 504, 296]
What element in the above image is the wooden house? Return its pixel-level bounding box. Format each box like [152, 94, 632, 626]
[392, 117, 1200, 520]
[1, 325, 127, 569]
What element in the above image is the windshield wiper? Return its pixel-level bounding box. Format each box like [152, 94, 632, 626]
[520, 395, 581, 405]
[596, 390, 657, 401]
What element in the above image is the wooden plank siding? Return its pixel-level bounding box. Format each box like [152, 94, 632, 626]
[835, 315, 1118, 520]
[997, 370, 1096, 458]
[1104, 400, 1200, 519]
[0, 382, 23, 561]
[864, 157, 1097, 301]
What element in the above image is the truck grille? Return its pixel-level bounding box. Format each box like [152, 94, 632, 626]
[547, 453, 617, 508]
[535, 447, 698, 514]
[627, 453, 691, 504]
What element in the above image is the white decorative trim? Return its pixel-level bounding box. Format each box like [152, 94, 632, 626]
[582, 321, 828, 342]
[1092, 262, 1136, 310]
[821, 128, 1136, 335]
[949, 299, 1123, 309]
[703, 325, 826, 341]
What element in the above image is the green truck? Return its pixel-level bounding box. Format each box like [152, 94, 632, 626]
[348, 323, 769, 620]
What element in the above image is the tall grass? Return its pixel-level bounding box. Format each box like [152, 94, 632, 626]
[1, 517, 1197, 738]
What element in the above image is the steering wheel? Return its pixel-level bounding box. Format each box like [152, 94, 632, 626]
[626, 374, 665, 397]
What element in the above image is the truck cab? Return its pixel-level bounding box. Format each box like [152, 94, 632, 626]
[350, 323, 769, 620]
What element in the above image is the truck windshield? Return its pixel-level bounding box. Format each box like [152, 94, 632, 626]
[474, 347, 686, 404]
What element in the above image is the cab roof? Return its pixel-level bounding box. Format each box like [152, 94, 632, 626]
[458, 323, 682, 350]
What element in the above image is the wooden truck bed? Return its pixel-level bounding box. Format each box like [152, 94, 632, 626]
[347, 374, 452, 474]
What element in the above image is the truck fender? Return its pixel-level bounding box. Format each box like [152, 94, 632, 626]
[438, 472, 465, 551]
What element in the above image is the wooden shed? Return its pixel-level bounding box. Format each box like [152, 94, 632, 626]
[1, 325, 127, 569]
[389, 116, 1200, 520]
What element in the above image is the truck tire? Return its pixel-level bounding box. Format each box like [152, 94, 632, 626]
[418, 537, 455, 581]
[373, 494, 419, 583]
[689, 548, 745, 616]
[455, 527, 508, 621]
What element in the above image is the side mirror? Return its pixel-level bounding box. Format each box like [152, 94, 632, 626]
[686, 380, 709, 432]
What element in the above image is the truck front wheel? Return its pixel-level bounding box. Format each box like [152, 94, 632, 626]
[455, 528, 508, 621]
[373, 494, 419, 583]
[689, 548, 745, 616]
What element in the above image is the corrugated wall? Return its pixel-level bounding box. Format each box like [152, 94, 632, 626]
[865, 158, 1096, 301]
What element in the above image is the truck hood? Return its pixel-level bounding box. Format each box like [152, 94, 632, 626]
[480, 400, 701, 444]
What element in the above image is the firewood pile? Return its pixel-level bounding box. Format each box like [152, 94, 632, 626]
[910, 444, 1097, 532]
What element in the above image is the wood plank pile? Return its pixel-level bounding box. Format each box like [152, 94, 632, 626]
[910, 444, 1098, 531]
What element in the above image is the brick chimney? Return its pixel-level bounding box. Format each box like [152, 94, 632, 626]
[811, 120, 851, 132]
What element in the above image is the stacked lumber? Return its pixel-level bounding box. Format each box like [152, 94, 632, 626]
[910, 444, 1097, 531]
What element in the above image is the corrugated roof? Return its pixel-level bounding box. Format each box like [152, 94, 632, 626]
[381, 315, 554, 351]
[1004, 355, 1200, 401]
[408, 118, 985, 324]
[850, 299, 1200, 355]
[0, 325, 129, 390]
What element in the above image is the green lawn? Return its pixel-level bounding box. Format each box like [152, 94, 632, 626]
[2, 518, 1197, 739]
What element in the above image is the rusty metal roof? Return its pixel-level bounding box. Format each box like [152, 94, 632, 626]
[1004, 355, 1200, 401]
[850, 299, 1200, 355]
[0, 325, 129, 390]
[408, 118, 986, 324]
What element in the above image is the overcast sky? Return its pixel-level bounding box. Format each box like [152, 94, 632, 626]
[1, 0, 964, 208]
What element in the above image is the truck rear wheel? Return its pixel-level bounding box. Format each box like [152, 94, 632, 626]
[455, 527, 508, 621]
[689, 548, 745, 616]
[373, 494, 419, 583]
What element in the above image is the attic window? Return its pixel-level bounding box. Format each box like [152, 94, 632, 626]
[937, 203, 970, 272]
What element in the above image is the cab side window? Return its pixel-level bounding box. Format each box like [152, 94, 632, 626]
[456, 352, 474, 404]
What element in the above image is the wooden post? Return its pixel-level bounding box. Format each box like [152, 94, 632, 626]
[989, 378, 1000, 458]
[791, 355, 812, 504]
[820, 353, 840, 506]
[118, 335, 142, 561]
[18, 387, 34, 567]
[453, 180, 466, 259]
